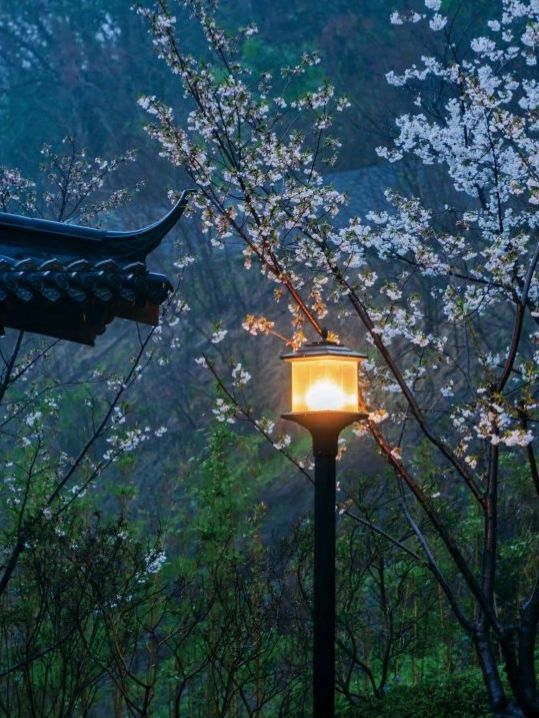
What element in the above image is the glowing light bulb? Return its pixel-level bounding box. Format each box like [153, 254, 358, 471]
[305, 379, 346, 411]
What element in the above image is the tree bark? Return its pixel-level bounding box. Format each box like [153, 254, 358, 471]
[474, 629, 508, 716]
[475, 626, 539, 718]
[497, 704, 528, 718]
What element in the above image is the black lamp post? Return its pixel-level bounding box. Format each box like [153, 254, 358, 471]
[282, 338, 367, 718]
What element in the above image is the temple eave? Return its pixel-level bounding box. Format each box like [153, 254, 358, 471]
[0, 296, 163, 346]
[0, 194, 189, 343]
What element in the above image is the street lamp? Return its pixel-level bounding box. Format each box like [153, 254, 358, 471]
[282, 336, 367, 718]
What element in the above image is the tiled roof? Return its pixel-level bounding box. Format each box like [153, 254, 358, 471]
[0, 191, 191, 344]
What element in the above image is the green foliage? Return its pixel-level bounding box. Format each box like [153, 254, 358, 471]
[338, 671, 491, 718]
[241, 37, 326, 96]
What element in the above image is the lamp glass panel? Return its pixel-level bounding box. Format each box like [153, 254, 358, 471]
[291, 357, 359, 413]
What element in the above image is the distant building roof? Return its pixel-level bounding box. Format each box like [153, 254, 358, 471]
[0, 191, 191, 345]
[327, 163, 421, 226]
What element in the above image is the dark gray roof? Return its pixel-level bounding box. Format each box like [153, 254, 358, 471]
[327, 162, 421, 226]
[328, 162, 466, 223]
[0, 191, 192, 344]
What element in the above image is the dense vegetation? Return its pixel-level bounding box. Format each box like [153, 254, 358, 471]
[0, 1, 537, 717]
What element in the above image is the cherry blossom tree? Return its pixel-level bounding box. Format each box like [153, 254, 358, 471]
[138, 0, 539, 715]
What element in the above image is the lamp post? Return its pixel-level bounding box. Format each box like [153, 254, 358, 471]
[282, 337, 367, 718]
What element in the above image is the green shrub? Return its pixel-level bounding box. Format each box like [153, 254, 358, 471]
[338, 672, 491, 718]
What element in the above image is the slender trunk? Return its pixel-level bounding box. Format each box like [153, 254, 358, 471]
[474, 629, 533, 718]
[498, 705, 529, 718]
[364, 641, 371, 694]
[516, 584, 539, 716]
[113, 687, 122, 718]
[412, 597, 417, 685]
[437, 584, 453, 673]
[474, 628, 507, 713]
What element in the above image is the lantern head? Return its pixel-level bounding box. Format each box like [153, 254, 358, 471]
[281, 340, 367, 418]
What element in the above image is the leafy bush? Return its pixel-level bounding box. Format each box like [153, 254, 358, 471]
[338, 672, 491, 718]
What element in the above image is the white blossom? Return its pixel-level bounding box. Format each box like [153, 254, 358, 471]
[273, 434, 292, 450]
[145, 550, 167, 574]
[231, 363, 251, 387]
[211, 328, 228, 344]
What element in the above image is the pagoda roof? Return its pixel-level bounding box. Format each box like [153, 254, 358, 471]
[0, 190, 191, 345]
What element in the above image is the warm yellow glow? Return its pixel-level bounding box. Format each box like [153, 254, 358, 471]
[290, 357, 360, 413]
[305, 379, 347, 411]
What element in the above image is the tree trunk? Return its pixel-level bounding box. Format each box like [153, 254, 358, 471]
[475, 628, 539, 718]
[474, 629, 509, 716]
[494, 702, 527, 718]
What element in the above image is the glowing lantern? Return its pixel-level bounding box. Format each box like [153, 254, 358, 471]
[281, 340, 366, 416]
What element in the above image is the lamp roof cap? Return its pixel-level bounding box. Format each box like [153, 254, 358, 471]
[281, 339, 366, 361]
